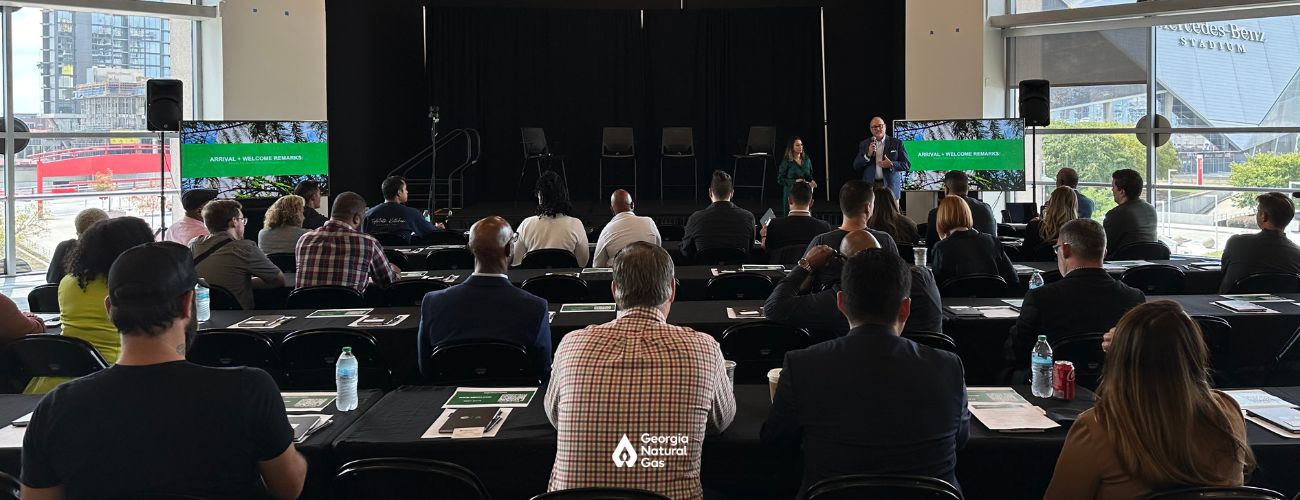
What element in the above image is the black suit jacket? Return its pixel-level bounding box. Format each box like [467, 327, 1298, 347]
[1006, 267, 1145, 363]
[763, 265, 944, 343]
[682, 201, 756, 258]
[925, 195, 998, 250]
[1219, 230, 1300, 293]
[804, 228, 900, 288]
[762, 324, 970, 494]
[930, 229, 1019, 288]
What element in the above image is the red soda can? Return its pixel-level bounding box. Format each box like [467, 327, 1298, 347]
[1053, 361, 1075, 400]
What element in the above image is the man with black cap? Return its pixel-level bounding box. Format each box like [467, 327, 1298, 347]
[164, 188, 218, 245]
[20, 242, 307, 500]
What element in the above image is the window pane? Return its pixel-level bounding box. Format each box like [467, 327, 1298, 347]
[1149, 188, 1300, 258]
[1012, 29, 1149, 127]
[1012, 0, 1140, 15]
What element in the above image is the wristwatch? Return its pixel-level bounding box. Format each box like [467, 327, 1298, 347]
[797, 258, 813, 272]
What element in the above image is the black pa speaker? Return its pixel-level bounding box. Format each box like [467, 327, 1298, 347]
[146, 79, 183, 132]
[1018, 79, 1050, 127]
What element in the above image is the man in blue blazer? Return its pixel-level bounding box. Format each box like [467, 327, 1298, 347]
[416, 216, 552, 381]
[762, 247, 969, 495]
[852, 116, 911, 199]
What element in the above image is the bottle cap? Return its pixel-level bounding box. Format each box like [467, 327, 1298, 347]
[342, 346, 352, 353]
[1037, 335, 1047, 340]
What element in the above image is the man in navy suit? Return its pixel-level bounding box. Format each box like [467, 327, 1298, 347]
[762, 247, 970, 495]
[852, 116, 911, 199]
[416, 216, 552, 381]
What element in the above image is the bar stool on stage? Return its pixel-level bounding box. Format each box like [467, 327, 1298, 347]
[518, 127, 568, 200]
[598, 127, 637, 199]
[659, 126, 697, 201]
[732, 126, 776, 199]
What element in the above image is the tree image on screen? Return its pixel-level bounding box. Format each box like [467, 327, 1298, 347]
[897, 119, 1026, 192]
[181, 121, 329, 199]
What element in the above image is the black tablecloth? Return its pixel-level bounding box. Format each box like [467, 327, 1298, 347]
[1009, 259, 1222, 296]
[0, 394, 40, 479]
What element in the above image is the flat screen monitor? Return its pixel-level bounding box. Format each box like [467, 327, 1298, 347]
[180, 120, 329, 198]
[895, 118, 1026, 192]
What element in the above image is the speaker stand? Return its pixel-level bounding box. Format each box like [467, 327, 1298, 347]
[157, 131, 168, 235]
[1030, 125, 1038, 209]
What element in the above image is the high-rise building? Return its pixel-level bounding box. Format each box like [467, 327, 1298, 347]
[40, 10, 171, 116]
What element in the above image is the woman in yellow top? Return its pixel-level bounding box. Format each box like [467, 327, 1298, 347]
[1044, 300, 1255, 499]
[26, 216, 156, 394]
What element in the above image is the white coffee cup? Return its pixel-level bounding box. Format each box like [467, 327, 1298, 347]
[767, 368, 783, 402]
[913, 247, 928, 267]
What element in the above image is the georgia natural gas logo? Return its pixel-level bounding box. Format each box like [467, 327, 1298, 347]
[612, 433, 689, 468]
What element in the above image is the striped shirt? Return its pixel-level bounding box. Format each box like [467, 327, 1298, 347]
[545, 307, 735, 500]
[294, 220, 399, 292]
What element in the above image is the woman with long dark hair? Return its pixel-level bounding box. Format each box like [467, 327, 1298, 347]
[513, 171, 590, 266]
[776, 136, 816, 215]
[867, 187, 919, 245]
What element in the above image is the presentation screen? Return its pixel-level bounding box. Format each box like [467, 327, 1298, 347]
[896, 118, 1026, 192]
[180, 120, 329, 198]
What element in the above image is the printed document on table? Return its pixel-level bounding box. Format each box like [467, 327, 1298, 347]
[443, 387, 538, 408]
[1224, 389, 1297, 411]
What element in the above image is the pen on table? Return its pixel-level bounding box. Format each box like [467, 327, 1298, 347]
[483, 410, 503, 433]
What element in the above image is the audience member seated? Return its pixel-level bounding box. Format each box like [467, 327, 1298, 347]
[1006, 218, 1144, 365]
[1218, 192, 1300, 293]
[805, 180, 900, 288]
[20, 242, 307, 500]
[0, 293, 45, 343]
[27, 217, 156, 394]
[925, 171, 997, 250]
[593, 189, 661, 267]
[761, 181, 831, 252]
[258, 195, 311, 255]
[764, 230, 942, 341]
[295, 191, 400, 292]
[418, 216, 552, 380]
[46, 208, 108, 284]
[930, 196, 1018, 288]
[776, 136, 816, 215]
[1044, 301, 1255, 499]
[362, 176, 440, 244]
[545, 242, 734, 499]
[513, 171, 590, 267]
[869, 186, 920, 246]
[190, 200, 285, 310]
[162, 188, 217, 245]
[1023, 186, 1079, 254]
[1057, 167, 1094, 219]
[294, 180, 329, 230]
[762, 247, 969, 495]
[1103, 168, 1158, 256]
[682, 170, 756, 259]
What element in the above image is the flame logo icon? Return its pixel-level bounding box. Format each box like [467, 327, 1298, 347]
[612, 434, 637, 467]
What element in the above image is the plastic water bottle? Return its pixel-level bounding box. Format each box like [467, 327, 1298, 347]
[194, 283, 211, 323]
[1029, 271, 1045, 290]
[1031, 335, 1054, 398]
[336, 347, 359, 411]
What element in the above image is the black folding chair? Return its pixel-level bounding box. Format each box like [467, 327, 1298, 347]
[426, 247, 476, 270]
[694, 247, 749, 266]
[1190, 315, 1234, 387]
[415, 231, 469, 246]
[280, 328, 391, 390]
[939, 274, 1008, 298]
[1120, 264, 1185, 295]
[207, 283, 243, 311]
[720, 321, 812, 383]
[706, 273, 774, 300]
[1143, 486, 1286, 500]
[267, 253, 296, 273]
[1053, 332, 1106, 390]
[27, 283, 60, 313]
[659, 126, 697, 200]
[1229, 272, 1300, 294]
[383, 249, 411, 270]
[1108, 241, 1171, 260]
[1022, 242, 1057, 262]
[0, 334, 108, 383]
[333, 458, 491, 500]
[0, 468, 19, 500]
[598, 127, 637, 199]
[521, 275, 589, 304]
[658, 224, 685, 242]
[532, 488, 671, 500]
[425, 341, 539, 386]
[187, 329, 282, 383]
[519, 249, 579, 269]
[286, 285, 365, 309]
[383, 280, 449, 307]
[731, 126, 776, 200]
[802, 474, 961, 500]
[902, 331, 958, 353]
[770, 245, 806, 266]
[1040, 269, 1063, 284]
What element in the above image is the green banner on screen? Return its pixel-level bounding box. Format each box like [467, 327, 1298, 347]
[903, 139, 1024, 172]
[181, 142, 329, 178]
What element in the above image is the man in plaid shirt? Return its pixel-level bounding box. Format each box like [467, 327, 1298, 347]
[294, 191, 400, 292]
[545, 242, 735, 500]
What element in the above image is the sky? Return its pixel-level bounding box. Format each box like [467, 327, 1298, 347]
[12, 8, 45, 115]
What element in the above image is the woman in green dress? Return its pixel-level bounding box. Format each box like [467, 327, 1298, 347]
[777, 136, 817, 214]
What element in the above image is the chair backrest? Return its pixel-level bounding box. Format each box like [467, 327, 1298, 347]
[1120, 264, 1186, 295]
[745, 126, 777, 155]
[521, 274, 589, 303]
[426, 341, 538, 386]
[1108, 240, 1171, 260]
[602, 127, 635, 155]
[267, 252, 296, 273]
[519, 249, 579, 269]
[1053, 332, 1106, 390]
[1142, 486, 1287, 500]
[804, 474, 962, 500]
[657, 224, 685, 242]
[1270, 326, 1300, 386]
[372, 233, 410, 247]
[383, 280, 450, 307]
[694, 247, 749, 266]
[0, 469, 20, 500]
[416, 231, 470, 246]
[661, 127, 694, 155]
[720, 321, 812, 383]
[1190, 315, 1233, 387]
[207, 283, 243, 311]
[0, 334, 108, 379]
[706, 272, 774, 300]
[939, 274, 1008, 298]
[27, 283, 60, 313]
[1022, 242, 1058, 262]
[280, 328, 390, 390]
[426, 247, 476, 270]
[334, 458, 491, 500]
[902, 331, 958, 353]
[1230, 272, 1300, 294]
[383, 249, 411, 270]
[997, 223, 1018, 238]
[187, 329, 281, 381]
[771, 244, 807, 266]
[521, 127, 549, 155]
[531, 487, 671, 500]
[286, 285, 365, 310]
